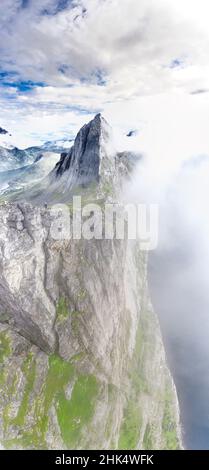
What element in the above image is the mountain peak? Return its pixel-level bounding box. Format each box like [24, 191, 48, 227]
[83, 113, 110, 137]
[83, 113, 110, 133]
[53, 113, 114, 188]
[94, 112, 102, 120]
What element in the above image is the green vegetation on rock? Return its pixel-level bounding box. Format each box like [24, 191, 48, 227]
[118, 306, 150, 450]
[0, 331, 11, 387]
[57, 374, 99, 448]
[162, 386, 179, 450]
[143, 423, 154, 450]
[2, 351, 99, 450]
[118, 400, 142, 450]
[0, 331, 11, 364]
[56, 297, 69, 321]
[13, 352, 36, 427]
[7, 354, 75, 449]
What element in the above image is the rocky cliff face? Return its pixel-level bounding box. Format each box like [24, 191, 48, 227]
[0, 115, 182, 449]
[54, 114, 111, 183]
[16, 114, 140, 205]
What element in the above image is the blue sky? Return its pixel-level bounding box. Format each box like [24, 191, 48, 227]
[1, 0, 209, 169]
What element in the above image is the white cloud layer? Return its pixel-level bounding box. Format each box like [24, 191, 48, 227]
[0, 0, 209, 154]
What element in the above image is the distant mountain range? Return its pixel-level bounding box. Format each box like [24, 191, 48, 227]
[0, 138, 73, 195]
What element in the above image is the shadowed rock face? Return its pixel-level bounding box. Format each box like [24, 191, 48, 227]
[0, 127, 8, 135]
[41, 114, 141, 203]
[0, 115, 182, 450]
[54, 114, 112, 185]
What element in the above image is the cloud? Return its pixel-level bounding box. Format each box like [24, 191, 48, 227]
[122, 108, 209, 447]
[1, 0, 209, 145]
[190, 88, 209, 95]
[1, 0, 209, 87]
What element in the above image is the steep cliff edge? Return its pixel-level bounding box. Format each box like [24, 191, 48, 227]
[0, 115, 182, 449]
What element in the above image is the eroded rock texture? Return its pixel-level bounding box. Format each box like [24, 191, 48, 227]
[0, 115, 182, 450]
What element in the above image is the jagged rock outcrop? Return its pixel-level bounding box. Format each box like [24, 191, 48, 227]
[0, 115, 182, 450]
[53, 114, 116, 188]
[50, 114, 141, 198]
[16, 114, 140, 205]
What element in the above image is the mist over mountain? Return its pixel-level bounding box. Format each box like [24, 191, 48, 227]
[123, 148, 209, 450]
